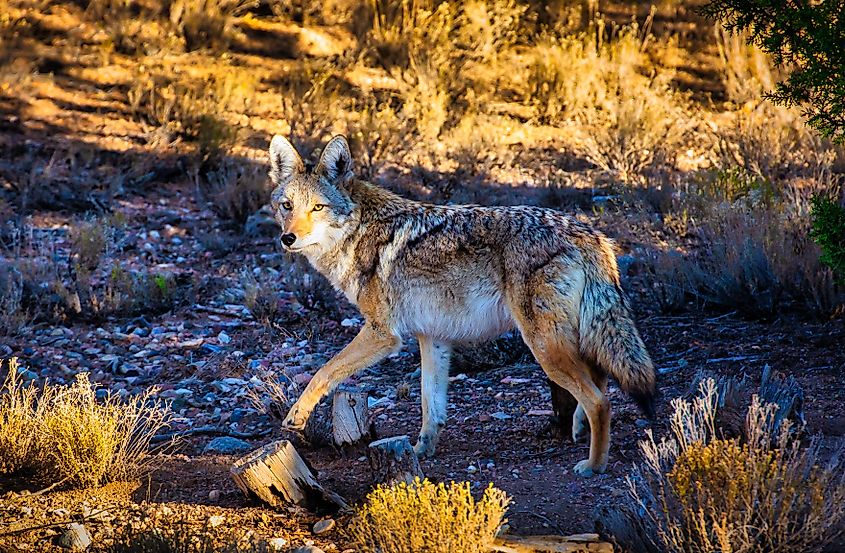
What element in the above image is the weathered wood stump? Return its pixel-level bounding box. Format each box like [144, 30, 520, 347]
[230, 440, 347, 511]
[367, 435, 424, 485]
[331, 386, 373, 447]
[759, 363, 804, 433]
[490, 533, 613, 553]
[548, 379, 579, 442]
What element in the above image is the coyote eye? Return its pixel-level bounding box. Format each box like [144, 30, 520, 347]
[281, 201, 292, 211]
[312, 204, 326, 212]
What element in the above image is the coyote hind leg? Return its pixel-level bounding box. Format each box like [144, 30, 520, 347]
[573, 370, 608, 443]
[510, 265, 611, 477]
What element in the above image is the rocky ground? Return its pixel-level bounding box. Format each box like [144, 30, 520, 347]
[1, 177, 844, 551]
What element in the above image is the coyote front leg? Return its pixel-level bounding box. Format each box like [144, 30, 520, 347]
[414, 336, 451, 458]
[282, 323, 401, 431]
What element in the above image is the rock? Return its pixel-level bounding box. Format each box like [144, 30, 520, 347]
[312, 518, 335, 535]
[294, 372, 313, 386]
[203, 436, 252, 454]
[208, 515, 225, 528]
[290, 547, 325, 553]
[208, 489, 221, 502]
[245, 206, 279, 237]
[490, 411, 512, 420]
[267, 537, 288, 551]
[57, 523, 92, 551]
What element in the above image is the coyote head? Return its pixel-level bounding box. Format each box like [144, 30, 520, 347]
[268, 135, 357, 254]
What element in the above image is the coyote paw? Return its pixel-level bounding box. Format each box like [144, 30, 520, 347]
[573, 459, 606, 478]
[571, 420, 589, 443]
[281, 405, 308, 432]
[413, 436, 437, 459]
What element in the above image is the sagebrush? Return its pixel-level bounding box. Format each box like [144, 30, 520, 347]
[615, 379, 845, 553]
[346, 478, 510, 553]
[0, 360, 171, 488]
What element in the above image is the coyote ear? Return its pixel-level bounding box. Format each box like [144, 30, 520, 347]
[316, 135, 353, 184]
[269, 135, 304, 185]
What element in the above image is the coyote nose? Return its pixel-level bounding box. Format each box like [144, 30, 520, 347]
[281, 233, 297, 247]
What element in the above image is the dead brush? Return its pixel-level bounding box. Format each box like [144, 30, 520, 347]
[345, 478, 510, 553]
[245, 373, 294, 422]
[283, 254, 341, 314]
[714, 23, 777, 105]
[0, 261, 27, 335]
[612, 379, 845, 553]
[195, 158, 272, 227]
[713, 102, 835, 185]
[524, 14, 688, 182]
[168, 0, 258, 52]
[347, 97, 414, 179]
[128, 70, 253, 157]
[240, 267, 284, 327]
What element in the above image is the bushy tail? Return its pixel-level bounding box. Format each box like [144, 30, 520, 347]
[579, 243, 657, 418]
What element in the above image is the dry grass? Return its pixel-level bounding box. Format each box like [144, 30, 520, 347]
[245, 373, 293, 422]
[0, 358, 45, 474]
[0, 360, 172, 488]
[128, 69, 255, 157]
[615, 379, 845, 553]
[196, 158, 272, 226]
[346, 478, 510, 553]
[714, 23, 776, 106]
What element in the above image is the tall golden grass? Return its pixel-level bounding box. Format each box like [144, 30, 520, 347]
[0, 359, 171, 488]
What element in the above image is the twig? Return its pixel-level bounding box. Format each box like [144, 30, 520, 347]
[150, 425, 271, 444]
[705, 311, 737, 322]
[706, 355, 761, 364]
[0, 513, 94, 537]
[22, 476, 72, 499]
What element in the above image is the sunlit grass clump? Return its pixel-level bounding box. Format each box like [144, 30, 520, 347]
[346, 478, 510, 553]
[0, 359, 171, 488]
[623, 379, 845, 553]
[0, 358, 46, 474]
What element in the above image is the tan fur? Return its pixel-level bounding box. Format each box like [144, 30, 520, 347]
[267, 135, 657, 476]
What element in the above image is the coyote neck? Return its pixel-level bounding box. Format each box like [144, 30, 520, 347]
[304, 180, 409, 306]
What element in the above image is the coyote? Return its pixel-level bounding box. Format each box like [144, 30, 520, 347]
[269, 135, 656, 476]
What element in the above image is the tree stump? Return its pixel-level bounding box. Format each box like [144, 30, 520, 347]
[331, 386, 373, 447]
[490, 533, 613, 553]
[230, 440, 347, 511]
[759, 363, 805, 433]
[367, 435, 424, 485]
[547, 379, 579, 442]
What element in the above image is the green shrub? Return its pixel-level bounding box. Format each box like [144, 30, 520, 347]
[810, 195, 845, 284]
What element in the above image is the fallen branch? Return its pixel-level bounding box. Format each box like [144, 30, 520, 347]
[151, 426, 271, 444]
[490, 533, 613, 553]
